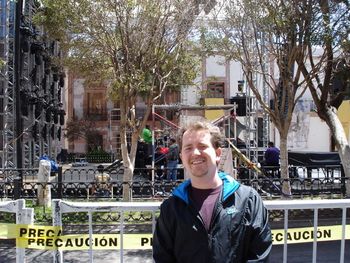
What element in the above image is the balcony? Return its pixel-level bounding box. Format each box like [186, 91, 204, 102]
[84, 110, 108, 121]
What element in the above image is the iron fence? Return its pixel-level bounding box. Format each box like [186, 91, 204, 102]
[0, 164, 347, 200]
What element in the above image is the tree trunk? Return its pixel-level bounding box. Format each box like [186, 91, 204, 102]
[324, 107, 350, 197]
[120, 124, 140, 201]
[279, 135, 292, 197]
[120, 127, 133, 201]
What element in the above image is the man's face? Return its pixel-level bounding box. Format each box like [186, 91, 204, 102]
[180, 129, 221, 179]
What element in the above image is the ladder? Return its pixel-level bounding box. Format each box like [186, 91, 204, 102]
[109, 109, 120, 158]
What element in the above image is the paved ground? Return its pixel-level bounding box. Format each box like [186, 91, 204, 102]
[1, 241, 349, 262]
[0, 246, 153, 263]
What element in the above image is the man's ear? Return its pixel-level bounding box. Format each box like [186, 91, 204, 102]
[215, 147, 222, 162]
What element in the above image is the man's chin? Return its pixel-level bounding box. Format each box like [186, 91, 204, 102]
[190, 171, 206, 178]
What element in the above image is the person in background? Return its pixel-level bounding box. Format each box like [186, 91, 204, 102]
[91, 165, 111, 196]
[155, 146, 168, 179]
[153, 120, 272, 263]
[142, 125, 152, 144]
[263, 141, 280, 167]
[142, 124, 152, 158]
[166, 138, 179, 181]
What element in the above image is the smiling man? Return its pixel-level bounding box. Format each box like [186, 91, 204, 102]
[153, 121, 272, 263]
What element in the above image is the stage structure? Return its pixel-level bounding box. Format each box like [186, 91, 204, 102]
[150, 103, 262, 181]
[0, 0, 65, 169]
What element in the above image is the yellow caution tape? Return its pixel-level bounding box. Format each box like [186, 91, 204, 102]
[0, 223, 349, 250]
[271, 225, 350, 245]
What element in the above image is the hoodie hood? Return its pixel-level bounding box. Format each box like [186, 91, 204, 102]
[172, 171, 240, 205]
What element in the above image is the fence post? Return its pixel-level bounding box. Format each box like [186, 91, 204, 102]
[52, 199, 63, 263]
[57, 166, 63, 199]
[37, 160, 52, 207]
[340, 165, 347, 197]
[16, 199, 34, 263]
[13, 175, 21, 200]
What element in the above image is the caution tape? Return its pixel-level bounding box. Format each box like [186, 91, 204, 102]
[0, 224, 349, 250]
[0, 224, 152, 250]
[271, 225, 350, 245]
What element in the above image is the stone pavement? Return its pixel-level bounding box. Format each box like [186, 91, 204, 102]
[1, 241, 350, 262]
[0, 246, 153, 263]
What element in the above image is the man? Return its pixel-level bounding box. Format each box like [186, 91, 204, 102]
[264, 142, 280, 167]
[91, 165, 111, 197]
[142, 125, 152, 144]
[153, 121, 272, 263]
[142, 124, 152, 158]
[166, 138, 179, 181]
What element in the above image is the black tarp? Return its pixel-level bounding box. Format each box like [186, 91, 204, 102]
[288, 151, 341, 166]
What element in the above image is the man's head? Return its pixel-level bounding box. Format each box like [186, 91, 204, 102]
[177, 121, 224, 185]
[177, 121, 224, 150]
[169, 138, 176, 145]
[145, 125, 150, 130]
[97, 165, 104, 173]
[268, 141, 274, 148]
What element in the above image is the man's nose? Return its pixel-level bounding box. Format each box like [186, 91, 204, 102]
[193, 148, 201, 155]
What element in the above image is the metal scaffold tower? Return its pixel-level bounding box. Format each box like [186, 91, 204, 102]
[260, 34, 270, 151]
[0, 0, 65, 169]
[243, 33, 270, 167]
[244, 75, 270, 166]
[244, 76, 259, 164]
[0, 0, 16, 168]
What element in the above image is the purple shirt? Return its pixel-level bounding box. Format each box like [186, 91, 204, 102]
[189, 185, 222, 231]
[265, 146, 280, 166]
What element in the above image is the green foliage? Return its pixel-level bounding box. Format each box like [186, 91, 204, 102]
[35, 0, 199, 95]
[64, 119, 102, 151]
[34, 0, 203, 199]
[35, 0, 200, 134]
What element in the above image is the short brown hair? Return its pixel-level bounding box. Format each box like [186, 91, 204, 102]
[177, 120, 224, 150]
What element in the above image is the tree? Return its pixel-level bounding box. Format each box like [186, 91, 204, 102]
[64, 119, 102, 152]
[206, 0, 314, 196]
[35, 0, 205, 200]
[294, 0, 350, 195]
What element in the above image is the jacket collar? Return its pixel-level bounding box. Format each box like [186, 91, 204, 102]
[172, 171, 240, 205]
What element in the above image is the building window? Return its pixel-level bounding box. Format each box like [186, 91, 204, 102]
[207, 82, 224, 98]
[85, 91, 108, 120]
[87, 92, 104, 115]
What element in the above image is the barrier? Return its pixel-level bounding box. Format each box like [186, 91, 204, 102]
[0, 199, 34, 263]
[51, 199, 350, 263]
[266, 199, 350, 263]
[1, 199, 349, 263]
[51, 200, 161, 263]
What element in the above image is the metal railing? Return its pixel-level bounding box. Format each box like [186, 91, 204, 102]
[52, 199, 161, 263]
[266, 199, 350, 263]
[51, 199, 350, 263]
[0, 199, 34, 263]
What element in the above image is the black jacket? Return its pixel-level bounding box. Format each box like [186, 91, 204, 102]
[153, 172, 272, 263]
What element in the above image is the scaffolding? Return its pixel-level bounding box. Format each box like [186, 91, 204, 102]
[150, 104, 237, 179]
[1, 0, 16, 168]
[0, 0, 64, 169]
[237, 31, 270, 169]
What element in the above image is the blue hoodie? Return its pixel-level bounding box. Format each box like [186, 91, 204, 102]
[172, 171, 240, 205]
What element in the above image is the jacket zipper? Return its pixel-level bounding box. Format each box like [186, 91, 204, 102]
[188, 187, 225, 254]
[207, 189, 227, 252]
